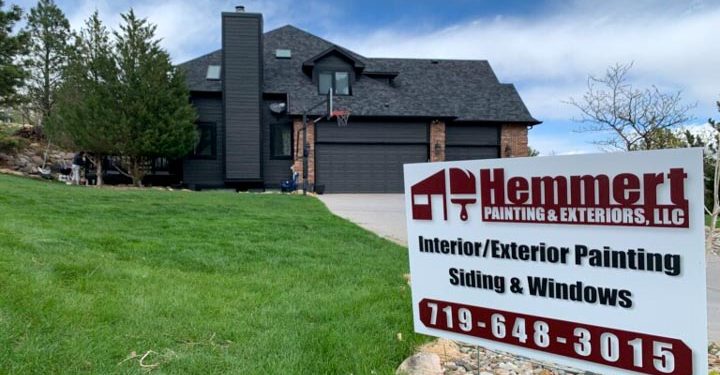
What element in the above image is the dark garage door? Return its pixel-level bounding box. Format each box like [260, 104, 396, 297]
[446, 146, 498, 160]
[315, 121, 428, 193]
[445, 123, 500, 161]
[316, 144, 427, 193]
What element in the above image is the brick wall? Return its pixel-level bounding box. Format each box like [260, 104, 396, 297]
[429, 120, 446, 162]
[292, 117, 315, 186]
[500, 124, 528, 158]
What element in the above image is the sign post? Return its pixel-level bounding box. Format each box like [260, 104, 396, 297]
[404, 148, 707, 374]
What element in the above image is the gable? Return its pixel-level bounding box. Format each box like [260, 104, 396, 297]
[314, 52, 354, 71]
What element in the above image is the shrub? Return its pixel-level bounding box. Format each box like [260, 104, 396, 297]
[0, 134, 28, 154]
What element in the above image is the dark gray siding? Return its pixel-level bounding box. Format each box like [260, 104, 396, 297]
[262, 100, 292, 187]
[445, 123, 500, 161]
[222, 12, 263, 181]
[316, 121, 427, 143]
[183, 95, 224, 186]
[316, 144, 427, 193]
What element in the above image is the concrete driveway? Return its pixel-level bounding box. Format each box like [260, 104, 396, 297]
[317, 194, 408, 245]
[318, 193, 720, 342]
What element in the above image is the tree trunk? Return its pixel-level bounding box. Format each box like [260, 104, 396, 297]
[131, 158, 144, 187]
[95, 158, 104, 186]
[707, 131, 720, 254]
[87, 154, 104, 186]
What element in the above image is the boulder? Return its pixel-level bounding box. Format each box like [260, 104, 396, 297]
[396, 352, 442, 375]
[31, 155, 44, 165]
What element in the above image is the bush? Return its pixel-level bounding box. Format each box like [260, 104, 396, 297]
[0, 134, 28, 154]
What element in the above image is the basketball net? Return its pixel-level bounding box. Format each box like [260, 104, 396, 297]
[331, 109, 351, 127]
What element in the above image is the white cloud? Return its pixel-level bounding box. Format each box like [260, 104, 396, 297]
[529, 125, 603, 156]
[330, 1, 720, 122]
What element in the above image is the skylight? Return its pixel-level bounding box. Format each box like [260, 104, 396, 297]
[206, 65, 221, 80]
[275, 49, 292, 59]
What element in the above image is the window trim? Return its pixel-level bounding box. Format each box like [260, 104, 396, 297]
[316, 70, 352, 96]
[270, 122, 293, 160]
[189, 122, 217, 160]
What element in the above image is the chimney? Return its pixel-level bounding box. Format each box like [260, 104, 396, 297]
[235, 5, 245, 12]
[222, 9, 263, 181]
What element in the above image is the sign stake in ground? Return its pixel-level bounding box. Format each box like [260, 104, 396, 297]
[404, 148, 707, 374]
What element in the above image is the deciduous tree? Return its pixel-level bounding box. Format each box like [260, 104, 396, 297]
[704, 100, 720, 254]
[568, 63, 695, 151]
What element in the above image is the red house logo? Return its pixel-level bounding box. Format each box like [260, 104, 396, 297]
[411, 168, 477, 221]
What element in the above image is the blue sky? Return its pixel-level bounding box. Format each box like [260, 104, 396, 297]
[12, 0, 720, 155]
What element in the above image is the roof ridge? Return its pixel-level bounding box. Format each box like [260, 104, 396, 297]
[264, 24, 367, 61]
[177, 49, 221, 66]
[368, 57, 489, 63]
[263, 24, 298, 35]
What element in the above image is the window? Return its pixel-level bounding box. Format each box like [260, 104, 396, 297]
[206, 65, 221, 80]
[270, 123, 292, 159]
[318, 72, 333, 95]
[317, 71, 351, 95]
[335, 72, 350, 95]
[191, 123, 216, 159]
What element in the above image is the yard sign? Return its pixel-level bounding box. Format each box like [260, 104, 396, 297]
[403, 148, 707, 374]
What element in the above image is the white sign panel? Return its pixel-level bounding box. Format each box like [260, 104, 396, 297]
[403, 148, 707, 374]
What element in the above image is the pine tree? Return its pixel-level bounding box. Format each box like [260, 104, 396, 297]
[46, 12, 119, 186]
[23, 0, 70, 130]
[113, 9, 196, 186]
[0, 1, 28, 107]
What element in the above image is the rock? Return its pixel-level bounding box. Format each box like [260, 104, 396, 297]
[396, 352, 442, 375]
[418, 338, 463, 362]
[31, 155, 44, 165]
[499, 362, 518, 370]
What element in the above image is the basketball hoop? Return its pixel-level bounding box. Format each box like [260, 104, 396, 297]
[331, 109, 351, 127]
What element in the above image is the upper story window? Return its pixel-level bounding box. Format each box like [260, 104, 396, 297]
[318, 71, 351, 96]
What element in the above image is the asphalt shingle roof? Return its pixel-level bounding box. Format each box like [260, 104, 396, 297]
[178, 25, 539, 124]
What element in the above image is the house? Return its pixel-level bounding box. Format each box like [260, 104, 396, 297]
[178, 6, 540, 193]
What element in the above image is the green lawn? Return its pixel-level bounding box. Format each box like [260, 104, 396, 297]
[0, 174, 424, 374]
